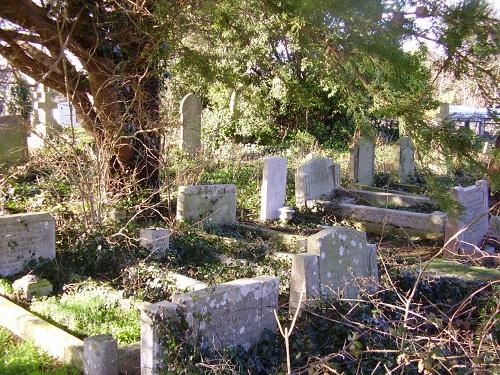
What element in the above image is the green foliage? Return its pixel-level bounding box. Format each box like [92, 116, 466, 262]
[0, 278, 14, 296]
[6, 77, 33, 123]
[0, 327, 79, 375]
[30, 282, 140, 345]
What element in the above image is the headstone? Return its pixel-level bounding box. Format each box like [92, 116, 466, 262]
[349, 137, 375, 185]
[140, 228, 171, 257]
[307, 226, 378, 299]
[0, 115, 29, 166]
[84, 335, 118, 375]
[12, 274, 53, 299]
[396, 137, 416, 183]
[176, 184, 237, 227]
[0, 212, 56, 277]
[260, 157, 287, 221]
[289, 254, 320, 314]
[444, 180, 489, 256]
[34, 85, 61, 137]
[171, 276, 279, 351]
[295, 155, 339, 207]
[179, 93, 202, 155]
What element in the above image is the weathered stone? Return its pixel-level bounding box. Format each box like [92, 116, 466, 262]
[0, 212, 56, 277]
[260, 157, 287, 221]
[396, 137, 416, 183]
[349, 137, 375, 185]
[140, 228, 170, 257]
[176, 184, 237, 227]
[12, 274, 53, 299]
[295, 155, 339, 207]
[289, 254, 320, 314]
[489, 216, 500, 239]
[167, 272, 208, 292]
[444, 180, 489, 256]
[0, 115, 28, 166]
[179, 93, 202, 155]
[84, 335, 118, 375]
[172, 276, 279, 351]
[34, 85, 62, 138]
[141, 301, 179, 375]
[307, 226, 379, 299]
[336, 188, 434, 208]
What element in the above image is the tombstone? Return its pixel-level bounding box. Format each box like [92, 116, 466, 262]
[444, 180, 489, 256]
[139, 228, 171, 257]
[295, 155, 340, 207]
[396, 137, 416, 183]
[34, 85, 62, 137]
[0, 115, 29, 166]
[260, 157, 287, 221]
[83, 335, 118, 375]
[171, 276, 278, 351]
[179, 93, 202, 155]
[176, 184, 237, 227]
[0, 212, 56, 276]
[349, 137, 375, 186]
[289, 254, 320, 314]
[306, 226, 378, 299]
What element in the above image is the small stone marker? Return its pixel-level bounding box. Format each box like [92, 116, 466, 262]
[179, 93, 202, 155]
[349, 137, 375, 185]
[396, 137, 416, 183]
[0, 212, 56, 277]
[307, 226, 378, 299]
[444, 180, 489, 256]
[83, 335, 118, 375]
[12, 274, 53, 299]
[140, 228, 171, 257]
[0, 115, 29, 166]
[176, 184, 237, 227]
[260, 156, 287, 221]
[171, 276, 279, 351]
[295, 155, 340, 207]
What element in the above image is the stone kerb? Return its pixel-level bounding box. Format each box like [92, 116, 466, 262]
[444, 180, 489, 257]
[176, 184, 237, 227]
[349, 137, 375, 186]
[0, 212, 56, 276]
[260, 156, 287, 221]
[295, 155, 340, 207]
[179, 93, 202, 155]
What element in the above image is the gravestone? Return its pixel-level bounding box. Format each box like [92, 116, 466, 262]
[306, 226, 378, 299]
[84, 335, 118, 375]
[260, 157, 287, 221]
[0, 212, 56, 276]
[140, 228, 171, 257]
[176, 184, 236, 227]
[34, 85, 61, 137]
[444, 180, 489, 256]
[179, 93, 202, 155]
[396, 137, 416, 183]
[171, 276, 278, 351]
[0, 115, 29, 166]
[295, 155, 340, 207]
[349, 137, 375, 185]
[289, 254, 320, 313]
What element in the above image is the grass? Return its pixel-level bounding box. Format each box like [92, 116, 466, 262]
[0, 327, 80, 375]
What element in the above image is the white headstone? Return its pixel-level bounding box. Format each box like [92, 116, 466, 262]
[349, 137, 375, 185]
[295, 155, 339, 207]
[396, 137, 416, 183]
[180, 93, 202, 155]
[444, 180, 489, 256]
[260, 157, 287, 221]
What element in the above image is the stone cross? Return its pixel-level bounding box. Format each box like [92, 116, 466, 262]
[349, 137, 375, 186]
[260, 156, 287, 221]
[34, 85, 61, 137]
[179, 93, 202, 154]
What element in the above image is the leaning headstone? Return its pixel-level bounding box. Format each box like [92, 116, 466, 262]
[140, 228, 171, 257]
[176, 184, 236, 227]
[295, 155, 340, 207]
[307, 226, 378, 299]
[444, 180, 489, 256]
[0, 115, 29, 166]
[349, 137, 375, 185]
[396, 137, 416, 183]
[12, 275, 53, 299]
[171, 276, 279, 351]
[260, 156, 287, 221]
[83, 335, 118, 375]
[0, 213, 56, 277]
[179, 93, 202, 155]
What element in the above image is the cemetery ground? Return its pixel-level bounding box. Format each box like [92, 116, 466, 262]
[0, 143, 499, 374]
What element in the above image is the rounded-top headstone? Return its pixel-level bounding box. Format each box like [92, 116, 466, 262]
[179, 93, 202, 154]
